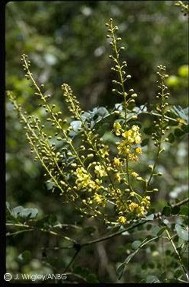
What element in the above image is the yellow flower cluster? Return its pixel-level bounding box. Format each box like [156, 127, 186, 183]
[114, 124, 142, 161]
[94, 164, 107, 177]
[113, 157, 122, 167]
[112, 172, 121, 183]
[93, 193, 106, 206]
[75, 167, 97, 191]
[99, 145, 109, 158]
[118, 216, 127, 224]
[141, 196, 151, 209]
[128, 196, 151, 217]
[115, 195, 151, 225]
[9, 20, 163, 229]
[113, 121, 122, 136]
[122, 125, 141, 144]
[68, 113, 144, 225]
[131, 171, 139, 177]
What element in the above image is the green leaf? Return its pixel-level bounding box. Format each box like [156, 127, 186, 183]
[94, 111, 118, 133]
[124, 250, 139, 264]
[131, 240, 141, 250]
[145, 214, 155, 221]
[166, 106, 188, 122]
[69, 120, 82, 137]
[175, 224, 189, 241]
[45, 180, 55, 191]
[162, 206, 171, 216]
[171, 206, 180, 215]
[162, 219, 170, 226]
[116, 262, 126, 279]
[96, 122, 112, 137]
[180, 206, 189, 216]
[151, 225, 161, 236]
[11, 206, 38, 220]
[174, 128, 186, 138]
[183, 124, 189, 134]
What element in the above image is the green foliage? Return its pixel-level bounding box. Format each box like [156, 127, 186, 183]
[6, 3, 188, 284]
[6, 1, 188, 107]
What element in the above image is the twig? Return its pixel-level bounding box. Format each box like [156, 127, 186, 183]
[171, 197, 189, 208]
[63, 247, 81, 273]
[81, 219, 148, 247]
[79, 197, 189, 248]
[166, 228, 189, 282]
[6, 222, 77, 244]
[6, 197, 188, 275]
[6, 229, 34, 236]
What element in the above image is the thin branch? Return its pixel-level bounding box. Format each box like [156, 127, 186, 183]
[166, 228, 189, 282]
[6, 229, 34, 236]
[6, 197, 189, 257]
[79, 197, 189, 248]
[63, 248, 81, 273]
[81, 219, 148, 247]
[52, 223, 82, 230]
[41, 246, 73, 252]
[6, 222, 77, 244]
[171, 197, 189, 208]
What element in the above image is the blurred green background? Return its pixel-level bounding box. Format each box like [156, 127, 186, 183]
[6, 1, 188, 283]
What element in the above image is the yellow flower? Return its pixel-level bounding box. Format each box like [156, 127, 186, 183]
[94, 164, 107, 177]
[113, 121, 122, 136]
[93, 193, 104, 205]
[128, 153, 138, 161]
[135, 135, 141, 144]
[113, 172, 121, 183]
[132, 125, 139, 131]
[118, 216, 127, 224]
[122, 130, 134, 144]
[128, 196, 151, 217]
[75, 167, 90, 186]
[113, 157, 121, 167]
[116, 125, 142, 160]
[131, 172, 139, 177]
[135, 147, 142, 154]
[117, 141, 130, 156]
[141, 196, 151, 208]
[75, 167, 96, 190]
[99, 146, 109, 158]
[137, 206, 146, 216]
[176, 117, 186, 126]
[129, 202, 139, 212]
[121, 125, 142, 144]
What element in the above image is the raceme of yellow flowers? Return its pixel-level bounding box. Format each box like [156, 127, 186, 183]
[8, 18, 171, 226]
